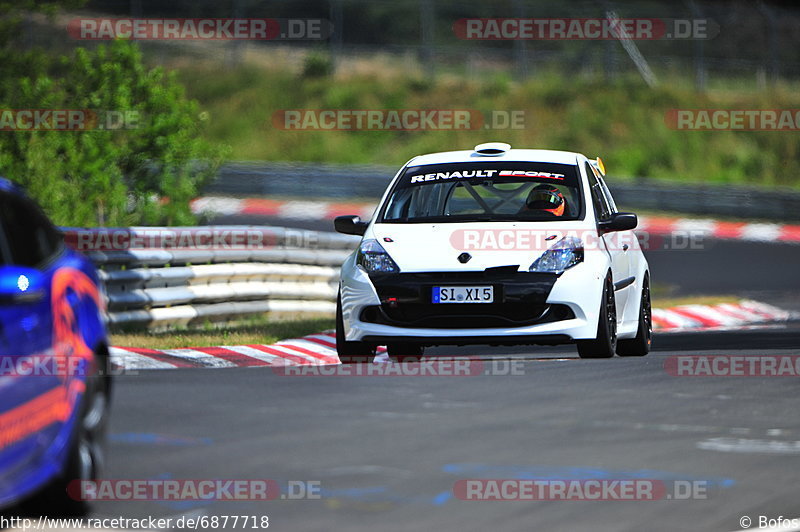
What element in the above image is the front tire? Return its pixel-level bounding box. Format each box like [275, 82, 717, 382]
[617, 274, 652, 357]
[336, 295, 375, 363]
[576, 274, 617, 359]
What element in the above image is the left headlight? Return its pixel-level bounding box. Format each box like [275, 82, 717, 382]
[357, 239, 400, 274]
[528, 236, 583, 273]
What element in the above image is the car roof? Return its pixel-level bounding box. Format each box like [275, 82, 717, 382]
[406, 148, 585, 167]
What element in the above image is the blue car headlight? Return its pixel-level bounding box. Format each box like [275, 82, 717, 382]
[357, 239, 400, 273]
[529, 236, 584, 273]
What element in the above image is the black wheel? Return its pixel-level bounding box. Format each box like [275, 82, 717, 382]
[386, 343, 424, 363]
[22, 348, 112, 516]
[576, 274, 617, 359]
[336, 295, 375, 363]
[617, 274, 652, 357]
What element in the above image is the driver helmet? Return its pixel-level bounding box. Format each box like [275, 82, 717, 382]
[524, 184, 565, 216]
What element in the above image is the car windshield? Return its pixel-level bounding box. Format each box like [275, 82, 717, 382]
[379, 161, 583, 223]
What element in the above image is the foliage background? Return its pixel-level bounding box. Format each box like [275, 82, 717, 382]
[0, 1, 226, 226]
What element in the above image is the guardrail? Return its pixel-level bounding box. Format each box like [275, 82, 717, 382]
[63, 226, 359, 330]
[207, 162, 800, 221]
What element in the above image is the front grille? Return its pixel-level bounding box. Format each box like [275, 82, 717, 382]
[363, 271, 563, 329]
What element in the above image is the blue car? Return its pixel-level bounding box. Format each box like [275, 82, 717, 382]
[0, 178, 111, 515]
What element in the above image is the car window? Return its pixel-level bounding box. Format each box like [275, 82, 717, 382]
[0, 192, 62, 268]
[597, 174, 618, 214]
[380, 162, 584, 223]
[585, 162, 611, 221]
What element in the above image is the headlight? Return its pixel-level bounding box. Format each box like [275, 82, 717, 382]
[528, 236, 583, 273]
[357, 239, 400, 273]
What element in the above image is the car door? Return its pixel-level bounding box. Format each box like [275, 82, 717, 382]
[585, 163, 630, 318]
[0, 191, 66, 497]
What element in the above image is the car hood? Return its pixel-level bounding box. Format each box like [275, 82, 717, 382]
[369, 221, 595, 273]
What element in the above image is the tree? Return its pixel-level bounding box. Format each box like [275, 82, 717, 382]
[0, 3, 227, 226]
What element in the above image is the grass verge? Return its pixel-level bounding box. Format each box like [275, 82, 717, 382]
[652, 295, 741, 309]
[111, 317, 335, 350]
[173, 61, 800, 189]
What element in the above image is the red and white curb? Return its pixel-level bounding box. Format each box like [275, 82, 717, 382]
[636, 216, 800, 244]
[110, 300, 795, 370]
[110, 332, 389, 371]
[192, 196, 800, 244]
[653, 300, 795, 333]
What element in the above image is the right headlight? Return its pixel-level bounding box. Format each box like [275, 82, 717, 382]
[528, 236, 584, 273]
[356, 239, 400, 274]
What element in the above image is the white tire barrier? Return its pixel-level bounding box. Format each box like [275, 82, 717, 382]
[62, 225, 358, 329]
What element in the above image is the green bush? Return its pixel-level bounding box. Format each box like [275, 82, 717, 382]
[0, 39, 227, 226]
[302, 51, 333, 79]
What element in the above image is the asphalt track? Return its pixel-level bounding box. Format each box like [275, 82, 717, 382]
[92, 327, 800, 532]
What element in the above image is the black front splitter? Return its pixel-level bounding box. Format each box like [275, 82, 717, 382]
[360, 334, 572, 347]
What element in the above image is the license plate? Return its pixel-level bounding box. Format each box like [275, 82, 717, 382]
[432, 286, 494, 304]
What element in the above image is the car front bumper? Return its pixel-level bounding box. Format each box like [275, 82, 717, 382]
[339, 253, 605, 345]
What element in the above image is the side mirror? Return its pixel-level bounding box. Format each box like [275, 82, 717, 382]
[599, 212, 638, 233]
[0, 266, 46, 304]
[334, 215, 368, 236]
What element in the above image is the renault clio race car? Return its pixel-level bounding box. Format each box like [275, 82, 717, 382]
[334, 143, 651, 362]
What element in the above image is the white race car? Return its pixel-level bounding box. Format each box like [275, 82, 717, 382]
[334, 143, 651, 362]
